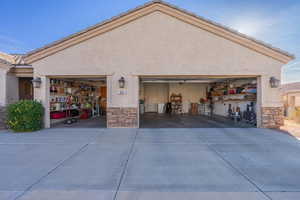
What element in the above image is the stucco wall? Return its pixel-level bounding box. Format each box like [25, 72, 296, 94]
[33, 11, 283, 108]
[31, 11, 286, 127]
[0, 68, 6, 106]
[6, 74, 19, 104]
[0, 69, 19, 106]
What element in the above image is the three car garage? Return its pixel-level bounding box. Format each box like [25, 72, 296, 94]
[18, 1, 293, 129]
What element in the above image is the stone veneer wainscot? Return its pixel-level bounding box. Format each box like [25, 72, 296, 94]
[107, 107, 138, 128]
[262, 107, 284, 128]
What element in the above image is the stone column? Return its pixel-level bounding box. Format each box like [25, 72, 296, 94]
[106, 74, 139, 128]
[261, 107, 284, 128]
[258, 75, 284, 128]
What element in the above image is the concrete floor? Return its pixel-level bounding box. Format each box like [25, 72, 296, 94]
[140, 113, 255, 128]
[0, 128, 299, 200]
[52, 116, 106, 128]
[51, 113, 253, 129]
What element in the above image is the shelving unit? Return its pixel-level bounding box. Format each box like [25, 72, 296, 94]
[208, 80, 257, 125]
[49, 78, 105, 125]
[170, 93, 183, 114]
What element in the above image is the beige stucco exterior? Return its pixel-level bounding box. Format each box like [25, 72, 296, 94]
[21, 2, 291, 128]
[0, 68, 8, 107]
[0, 64, 20, 107]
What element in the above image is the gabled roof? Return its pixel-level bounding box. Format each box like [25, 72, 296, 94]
[11, 54, 28, 65]
[0, 52, 14, 64]
[0, 52, 14, 69]
[24, 0, 294, 64]
[0, 52, 27, 67]
[282, 82, 300, 94]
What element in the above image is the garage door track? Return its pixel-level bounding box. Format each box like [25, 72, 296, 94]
[0, 128, 300, 200]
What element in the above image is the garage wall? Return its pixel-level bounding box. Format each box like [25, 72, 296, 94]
[169, 83, 207, 103]
[143, 83, 169, 104]
[141, 83, 208, 104]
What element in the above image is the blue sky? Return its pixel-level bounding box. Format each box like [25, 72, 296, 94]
[0, 0, 299, 83]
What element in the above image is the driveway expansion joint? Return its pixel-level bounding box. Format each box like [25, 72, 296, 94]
[113, 130, 138, 200]
[207, 144, 273, 200]
[13, 143, 90, 200]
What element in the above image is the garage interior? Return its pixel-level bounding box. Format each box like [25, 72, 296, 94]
[49, 77, 107, 128]
[139, 76, 258, 128]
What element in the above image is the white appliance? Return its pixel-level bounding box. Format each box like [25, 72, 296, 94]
[157, 104, 165, 113]
[145, 104, 158, 113]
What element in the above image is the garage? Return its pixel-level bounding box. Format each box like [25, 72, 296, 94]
[139, 76, 258, 128]
[49, 77, 107, 128]
[16, 1, 293, 129]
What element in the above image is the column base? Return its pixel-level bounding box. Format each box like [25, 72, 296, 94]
[262, 107, 284, 128]
[107, 107, 138, 128]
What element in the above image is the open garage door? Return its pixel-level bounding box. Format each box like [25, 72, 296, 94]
[139, 76, 258, 128]
[49, 77, 107, 128]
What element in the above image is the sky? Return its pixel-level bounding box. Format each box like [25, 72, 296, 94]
[0, 0, 299, 83]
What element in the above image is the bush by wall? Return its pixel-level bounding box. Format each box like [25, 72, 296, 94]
[7, 100, 44, 132]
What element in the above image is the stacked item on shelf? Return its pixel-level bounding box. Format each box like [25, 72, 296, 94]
[49, 79, 100, 123]
[209, 79, 257, 126]
[211, 81, 257, 102]
[170, 93, 183, 114]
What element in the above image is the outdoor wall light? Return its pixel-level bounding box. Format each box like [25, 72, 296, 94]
[269, 76, 280, 88]
[118, 77, 125, 88]
[32, 77, 42, 88]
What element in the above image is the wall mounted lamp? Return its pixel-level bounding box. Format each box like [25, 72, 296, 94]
[118, 77, 125, 88]
[32, 77, 42, 88]
[269, 76, 280, 88]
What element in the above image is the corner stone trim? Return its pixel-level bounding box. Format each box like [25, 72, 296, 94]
[0, 106, 6, 130]
[262, 107, 284, 129]
[107, 107, 138, 128]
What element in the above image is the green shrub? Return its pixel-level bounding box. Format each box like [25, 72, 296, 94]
[7, 100, 44, 132]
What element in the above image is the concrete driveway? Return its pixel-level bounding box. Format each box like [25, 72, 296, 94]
[0, 128, 300, 200]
